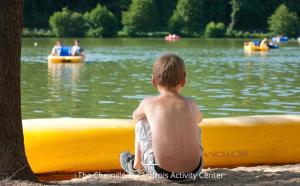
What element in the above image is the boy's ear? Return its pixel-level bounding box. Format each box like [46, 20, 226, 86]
[152, 76, 157, 87]
[180, 73, 186, 87]
[180, 79, 186, 87]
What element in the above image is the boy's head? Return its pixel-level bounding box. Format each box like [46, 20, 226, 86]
[74, 39, 80, 46]
[56, 40, 61, 45]
[152, 53, 186, 89]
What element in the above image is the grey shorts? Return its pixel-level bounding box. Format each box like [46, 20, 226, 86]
[135, 119, 204, 181]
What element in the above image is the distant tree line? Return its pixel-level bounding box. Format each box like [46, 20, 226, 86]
[23, 0, 300, 37]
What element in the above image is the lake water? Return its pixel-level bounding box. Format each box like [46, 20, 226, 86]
[21, 38, 300, 119]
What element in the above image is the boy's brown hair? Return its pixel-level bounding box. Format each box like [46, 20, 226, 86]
[152, 53, 186, 88]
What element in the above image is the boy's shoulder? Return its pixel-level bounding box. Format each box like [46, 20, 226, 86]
[182, 96, 199, 108]
[142, 95, 197, 102]
[141, 96, 156, 104]
[139, 96, 160, 108]
[181, 96, 196, 103]
[143, 95, 197, 105]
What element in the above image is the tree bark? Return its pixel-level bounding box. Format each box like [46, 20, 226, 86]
[0, 0, 37, 181]
[228, 0, 240, 31]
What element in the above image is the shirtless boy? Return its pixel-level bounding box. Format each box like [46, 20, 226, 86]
[50, 40, 62, 56]
[120, 53, 203, 181]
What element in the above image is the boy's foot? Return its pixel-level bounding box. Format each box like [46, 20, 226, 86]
[120, 151, 145, 175]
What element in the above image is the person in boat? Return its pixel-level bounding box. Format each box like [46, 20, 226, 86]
[268, 39, 277, 48]
[260, 37, 269, 48]
[71, 39, 84, 56]
[50, 40, 62, 56]
[120, 53, 203, 181]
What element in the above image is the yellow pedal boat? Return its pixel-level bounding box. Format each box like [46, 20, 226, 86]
[48, 55, 85, 63]
[23, 115, 300, 174]
[244, 42, 269, 52]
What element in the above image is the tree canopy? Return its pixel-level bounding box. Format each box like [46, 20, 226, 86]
[268, 4, 300, 37]
[84, 4, 118, 37]
[169, 0, 205, 35]
[49, 8, 86, 37]
[205, 22, 226, 38]
[24, 0, 300, 37]
[122, 0, 158, 36]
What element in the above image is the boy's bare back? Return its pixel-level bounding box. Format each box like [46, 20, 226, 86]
[134, 91, 202, 172]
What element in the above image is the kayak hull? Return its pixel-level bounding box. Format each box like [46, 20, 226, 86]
[23, 115, 300, 173]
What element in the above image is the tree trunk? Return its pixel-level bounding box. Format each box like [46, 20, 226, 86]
[228, 0, 240, 31]
[0, 0, 37, 181]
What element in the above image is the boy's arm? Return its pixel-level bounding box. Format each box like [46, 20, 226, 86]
[50, 46, 56, 55]
[191, 100, 203, 124]
[132, 99, 147, 122]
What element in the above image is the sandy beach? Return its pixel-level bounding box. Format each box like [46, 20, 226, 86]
[3, 164, 299, 185]
[58, 164, 300, 185]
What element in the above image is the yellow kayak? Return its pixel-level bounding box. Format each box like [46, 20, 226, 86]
[23, 115, 300, 174]
[48, 55, 85, 63]
[244, 42, 269, 52]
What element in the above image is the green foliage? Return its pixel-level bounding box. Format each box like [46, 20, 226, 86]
[234, 0, 270, 32]
[84, 4, 118, 37]
[243, 31, 251, 38]
[202, 0, 231, 27]
[205, 22, 226, 38]
[153, 0, 177, 31]
[49, 8, 87, 37]
[22, 28, 54, 37]
[118, 31, 169, 38]
[268, 4, 300, 37]
[24, 0, 131, 29]
[169, 0, 204, 35]
[225, 29, 268, 38]
[24, 0, 300, 38]
[122, 0, 158, 36]
[250, 32, 269, 38]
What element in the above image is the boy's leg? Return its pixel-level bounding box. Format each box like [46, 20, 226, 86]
[134, 132, 143, 169]
[132, 119, 162, 179]
[120, 120, 146, 175]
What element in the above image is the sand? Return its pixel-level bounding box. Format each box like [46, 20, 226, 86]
[1, 164, 299, 185]
[58, 164, 300, 185]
